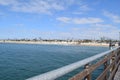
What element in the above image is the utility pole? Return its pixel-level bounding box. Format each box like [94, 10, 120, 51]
[118, 32, 120, 46]
[119, 32, 120, 41]
[109, 39, 112, 50]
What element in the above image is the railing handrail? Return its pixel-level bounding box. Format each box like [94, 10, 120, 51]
[26, 47, 120, 80]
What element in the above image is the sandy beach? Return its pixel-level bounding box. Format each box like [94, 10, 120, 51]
[0, 40, 115, 47]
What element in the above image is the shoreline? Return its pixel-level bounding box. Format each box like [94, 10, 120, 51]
[0, 40, 114, 47]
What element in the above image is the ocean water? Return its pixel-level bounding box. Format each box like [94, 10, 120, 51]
[0, 43, 109, 80]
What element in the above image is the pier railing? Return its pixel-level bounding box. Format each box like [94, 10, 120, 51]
[26, 47, 120, 80]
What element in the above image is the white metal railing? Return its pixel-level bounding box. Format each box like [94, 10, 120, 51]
[26, 47, 119, 80]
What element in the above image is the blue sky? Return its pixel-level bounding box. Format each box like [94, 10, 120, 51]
[0, 0, 120, 40]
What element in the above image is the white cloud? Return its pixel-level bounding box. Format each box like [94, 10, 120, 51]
[91, 24, 119, 32]
[13, 0, 65, 14]
[80, 5, 92, 11]
[73, 18, 103, 24]
[68, 24, 120, 39]
[0, 0, 17, 5]
[14, 23, 24, 27]
[92, 24, 115, 29]
[57, 17, 103, 24]
[72, 4, 92, 15]
[103, 11, 120, 23]
[72, 12, 83, 15]
[0, 0, 86, 14]
[0, 0, 65, 14]
[56, 17, 71, 23]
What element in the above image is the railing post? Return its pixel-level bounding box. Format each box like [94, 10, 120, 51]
[104, 55, 108, 80]
[110, 51, 114, 73]
[84, 64, 91, 80]
[111, 56, 115, 72]
[117, 48, 120, 62]
[109, 51, 115, 80]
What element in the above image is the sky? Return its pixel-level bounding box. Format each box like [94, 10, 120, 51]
[0, 0, 120, 40]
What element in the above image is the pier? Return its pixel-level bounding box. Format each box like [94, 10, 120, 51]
[26, 47, 120, 80]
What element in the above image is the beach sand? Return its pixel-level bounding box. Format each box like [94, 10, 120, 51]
[0, 40, 115, 47]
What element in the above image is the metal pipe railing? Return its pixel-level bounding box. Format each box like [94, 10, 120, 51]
[26, 47, 119, 80]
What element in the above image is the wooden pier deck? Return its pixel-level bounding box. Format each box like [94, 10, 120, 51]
[114, 65, 120, 80]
